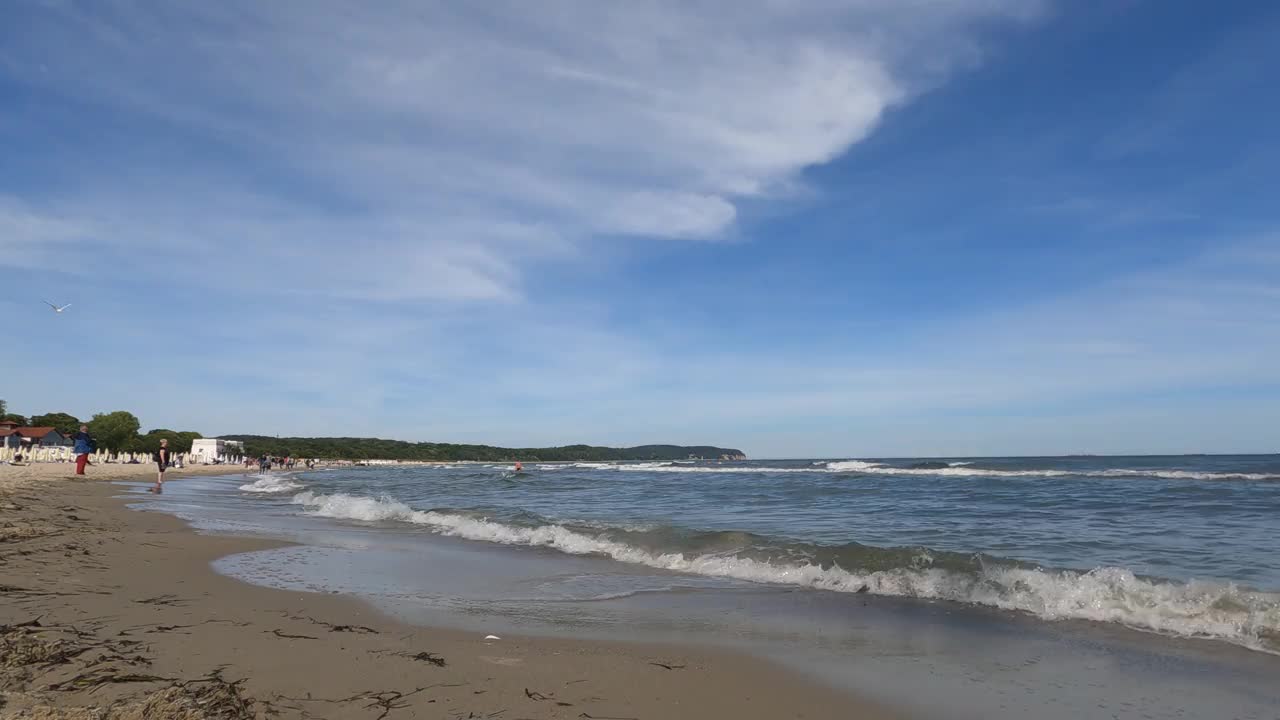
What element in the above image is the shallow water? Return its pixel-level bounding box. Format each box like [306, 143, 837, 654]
[130, 455, 1280, 719]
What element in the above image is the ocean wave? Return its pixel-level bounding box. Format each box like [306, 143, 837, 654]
[574, 459, 1277, 481]
[825, 460, 885, 472]
[823, 461, 1278, 481]
[289, 491, 1280, 653]
[615, 465, 817, 474]
[450, 459, 1276, 481]
[239, 475, 304, 494]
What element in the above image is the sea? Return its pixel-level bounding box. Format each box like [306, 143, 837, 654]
[129, 455, 1280, 720]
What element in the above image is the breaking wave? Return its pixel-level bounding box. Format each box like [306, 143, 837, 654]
[823, 461, 1279, 481]
[533, 460, 1279, 481]
[289, 491, 1280, 654]
[239, 475, 305, 494]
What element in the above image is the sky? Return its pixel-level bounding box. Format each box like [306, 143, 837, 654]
[2, 0, 1278, 457]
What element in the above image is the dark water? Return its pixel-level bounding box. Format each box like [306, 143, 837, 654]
[130, 455, 1280, 719]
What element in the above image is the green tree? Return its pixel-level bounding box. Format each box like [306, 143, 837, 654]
[176, 431, 202, 453]
[30, 412, 82, 435]
[223, 435, 744, 462]
[0, 400, 28, 425]
[136, 429, 203, 454]
[88, 411, 141, 453]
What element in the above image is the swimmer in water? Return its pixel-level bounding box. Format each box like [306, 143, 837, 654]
[514, 461, 523, 472]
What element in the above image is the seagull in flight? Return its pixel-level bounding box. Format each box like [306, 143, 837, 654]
[44, 301, 72, 313]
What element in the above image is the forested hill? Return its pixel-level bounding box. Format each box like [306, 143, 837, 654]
[221, 436, 746, 462]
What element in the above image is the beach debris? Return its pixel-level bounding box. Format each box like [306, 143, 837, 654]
[46, 669, 174, 692]
[355, 688, 429, 720]
[2, 619, 172, 697]
[266, 629, 316, 640]
[116, 620, 249, 637]
[83, 651, 151, 669]
[647, 662, 685, 671]
[1, 624, 79, 671]
[277, 687, 429, 720]
[407, 651, 446, 667]
[578, 714, 639, 720]
[367, 648, 448, 667]
[146, 625, 197, 635]
[133, 594, 190, 607]
[0, 584, 61, 598]
[0, 704, 102, 719]
[330, 623, 378, 634]
[522, 687, 572, 706]
[282, 612, 380, 634]
[158, 670, 257, 720]
[0, 525, 59, 543]
[23, 672, 259, 720]
[483, 634, 501, 641]
[122, 682, 254, 720]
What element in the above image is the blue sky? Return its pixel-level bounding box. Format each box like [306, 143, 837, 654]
[2, 1, 1277, 457]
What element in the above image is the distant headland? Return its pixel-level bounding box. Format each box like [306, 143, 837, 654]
[221, 435, 747, 462]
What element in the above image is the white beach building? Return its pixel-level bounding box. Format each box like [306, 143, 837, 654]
[190, 438, 245, 464]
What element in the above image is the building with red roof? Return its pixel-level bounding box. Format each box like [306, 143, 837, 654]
[2, 425, 72, 449]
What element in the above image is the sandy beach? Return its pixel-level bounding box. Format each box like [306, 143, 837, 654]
[0, 464, 896, 719]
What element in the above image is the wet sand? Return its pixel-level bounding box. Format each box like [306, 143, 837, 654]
[0, 465, 899, 719]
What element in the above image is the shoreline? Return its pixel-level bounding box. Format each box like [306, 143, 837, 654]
[0, 466, 899, 719]
[0, 461, 254, 492]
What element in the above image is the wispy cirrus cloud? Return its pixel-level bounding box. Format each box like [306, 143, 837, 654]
[1, 0, 1046, 301]
[36, 1, 1270, 457]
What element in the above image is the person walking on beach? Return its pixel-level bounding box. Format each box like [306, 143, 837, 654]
[72, 424, 94, 475]
[153, 438, 170, 493]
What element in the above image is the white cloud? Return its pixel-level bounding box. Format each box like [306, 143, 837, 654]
[5, 233, 1273, 455]
[379, 236, 1280, 453]
[1, 0, 1045, 301]
[0, 197, 95, 272]
[16, 1, 1193, 453]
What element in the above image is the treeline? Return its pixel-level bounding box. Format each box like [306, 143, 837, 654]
[1, 400, 744, 461]
[0, 401, 202, 454]
[222, 436, 745, 462]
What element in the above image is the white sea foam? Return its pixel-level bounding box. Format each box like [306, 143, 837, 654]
[239, 475, 304, 494]
[821, 461, 1278, 481]
[289, 491, 1280, 653]
[825, 460, 885, 472]
[615, 465, 816, 474]
[1096, 468, 1278, 481]
[511, 459, 1280, 480]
